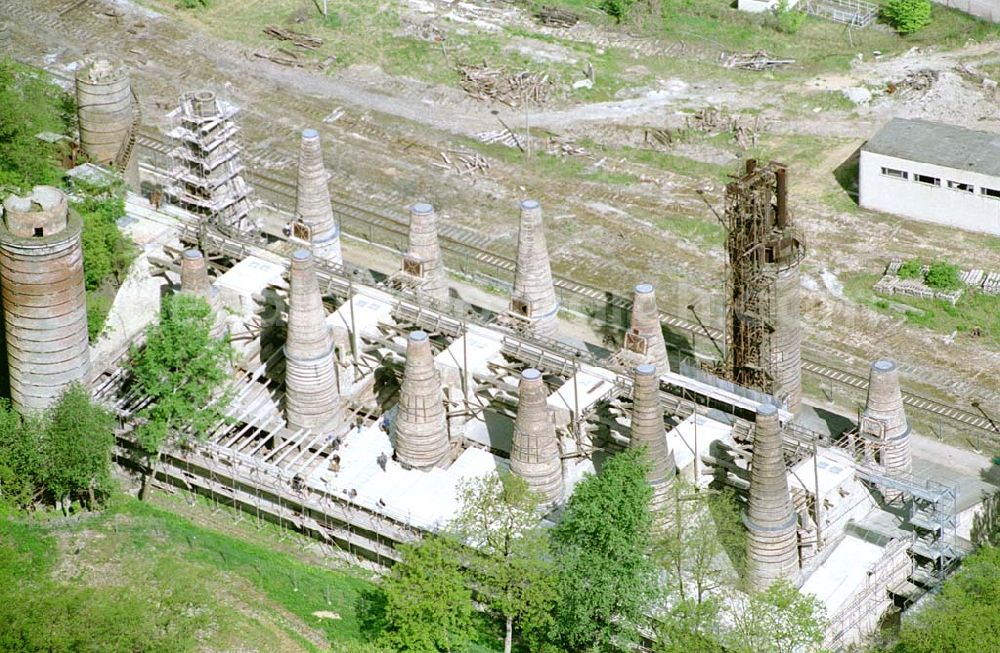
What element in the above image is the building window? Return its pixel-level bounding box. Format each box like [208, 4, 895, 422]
[948, 180, 974, 193]
[915, 174, 940, 186]
[880, 167, 908, 180]
[982, 187, 1000, 199]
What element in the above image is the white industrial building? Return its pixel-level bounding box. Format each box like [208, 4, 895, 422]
[859, 118, 1000, 236]
[737, 0, 801, 11]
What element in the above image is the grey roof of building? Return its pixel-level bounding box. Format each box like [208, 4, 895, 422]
[863, 118, 1000, 178]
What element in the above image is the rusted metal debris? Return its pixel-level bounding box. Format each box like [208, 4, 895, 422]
[263, 25, 324, 50]
[723, 51, 795, 71]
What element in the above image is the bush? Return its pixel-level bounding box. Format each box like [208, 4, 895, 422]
[774, 0, 806, 35]
[600, 0, 637, 23]
[925, 261, 961, 291]
[176, 0, 210, 8]
[883, 0, 932, 35]
[897, 259, 923, 279]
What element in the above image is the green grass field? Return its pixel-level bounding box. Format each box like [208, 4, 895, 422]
[0, 496, 504, 652]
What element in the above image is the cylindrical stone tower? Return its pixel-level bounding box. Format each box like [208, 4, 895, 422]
[392, 330, 451, 470]
[772, 265, 802, 413]
[510, 200, 559, 340]
[295, 128, 342, 265]
[402, 203, 448, 305]
[631, 364, 675, 518]
[863, 360, 912, 498]
[283, 249, 342, 433]
[510, 368, 563, 506]
[75, 57, 138, 188]
[626, 283, 670, 375]
[745, 404, 799, 590]
[0, 186, 90, 415]
[180, 249, 227, 340]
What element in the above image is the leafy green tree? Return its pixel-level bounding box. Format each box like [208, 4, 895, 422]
[883, 0, 932, 35]
[971, 490, 1000, 549]
[72, 177, 137, 341]
[893, 545, 1000, 653]
[129, 293, 231, 500]
[774, 0, 806, 35]
[600, 0, 637, 24]
[723, 580, 826, 653]
[653, 598, 725, 653]
[0, 400, 44, 511]
[656, 479, 746, 607]
[897, 259, 922, 280]
[925, 261, 961, 291]
[451, 471, 557, 653]
[41, 384, 116, 513]
[547, 448, 656, 651]
[0, 58, 74, 193]
[380, 535, 474, 652]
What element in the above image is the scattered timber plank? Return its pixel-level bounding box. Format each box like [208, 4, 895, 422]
[263, 25, 324, 50]
[723, 51, 795, 71]
[534, 5, 580, 28]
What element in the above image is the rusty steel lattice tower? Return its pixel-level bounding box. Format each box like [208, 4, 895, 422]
[166, 90, 257, 235]
[0, 187, 90, 415]
[723, 160, 804, 412]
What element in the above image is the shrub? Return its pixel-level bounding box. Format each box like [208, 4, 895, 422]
[897, 259, 923, 279]
[774, 0, 806, 35]
[600, 0, 637, 24]
[176, 0, 210, 8]
[925, 261, 961, 291]
[883, 0, 932, 35]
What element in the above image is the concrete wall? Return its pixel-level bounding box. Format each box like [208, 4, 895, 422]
[859, 149, 1000, 236]
[933, 0, 1000, 23]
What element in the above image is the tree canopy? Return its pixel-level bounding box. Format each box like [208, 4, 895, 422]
[451, 471, 556, 653]
[379, 535, 474, 652]
[129, 293, 231, 498]
[0, 387, 116, 514]
[547, 448, 656, 651]
[0, 57, 73, 193]
[41, 384, 117, 512]
[892, 545, 1000, 653]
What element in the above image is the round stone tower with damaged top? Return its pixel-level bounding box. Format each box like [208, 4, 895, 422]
[510, 367, 563, 507]
[295, 129, 342, 265]
[75, 57, 139, 189]
[509, 200, 559, 339]
[0, 186, 90, 415]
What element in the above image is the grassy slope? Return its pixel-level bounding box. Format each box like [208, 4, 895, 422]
[0, 496, 502, 652]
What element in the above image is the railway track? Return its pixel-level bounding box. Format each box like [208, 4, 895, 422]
[133, 134, 999, 439]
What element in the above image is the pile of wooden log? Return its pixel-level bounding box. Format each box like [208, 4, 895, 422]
[263, 25, 324, 50]
[458, 62, 553, 107]
[431, 150, 492, 177]
[534, 5, 579, 28]
[722, 51, 794, 71]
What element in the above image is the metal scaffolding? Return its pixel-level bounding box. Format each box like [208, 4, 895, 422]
[166, 90, 257, 236]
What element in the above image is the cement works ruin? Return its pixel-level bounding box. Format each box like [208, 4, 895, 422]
[0, 58, 994, 650]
